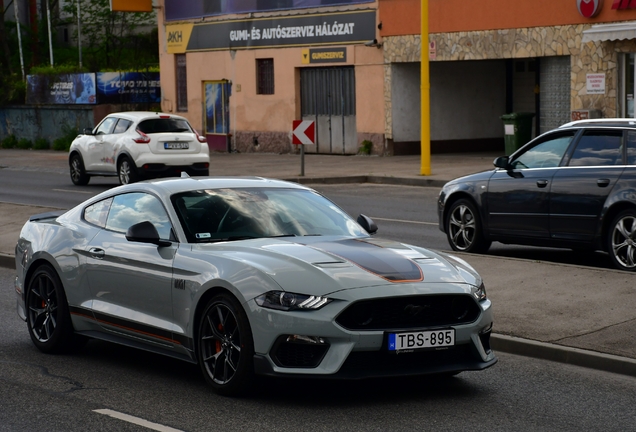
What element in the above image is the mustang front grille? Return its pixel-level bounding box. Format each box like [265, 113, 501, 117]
[335, 294, 481, 331]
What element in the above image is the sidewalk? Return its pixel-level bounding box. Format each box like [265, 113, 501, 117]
[2, 148, 636, 377]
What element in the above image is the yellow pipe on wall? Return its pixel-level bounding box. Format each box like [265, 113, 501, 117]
[420, 0, 431, 175]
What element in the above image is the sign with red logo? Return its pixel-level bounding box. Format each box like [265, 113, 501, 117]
[612, 0, 636, 9]
[577, 0, 603, 17]
[292, 120, 315, 145]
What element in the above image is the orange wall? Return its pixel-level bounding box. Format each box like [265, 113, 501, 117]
[380, 0, 636, 36]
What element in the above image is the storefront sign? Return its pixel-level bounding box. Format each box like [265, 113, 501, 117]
[429, 41, 436, 61]
[165, 10, 376, 52]
[612, 0, 636, 9]
[586, 73, 606, 94]
[577, 0, 603, 17]
[301, 47, 347, 64]
[26, 73, 96, 104]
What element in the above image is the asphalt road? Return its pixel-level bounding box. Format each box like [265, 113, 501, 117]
[2, 267, 636, 432]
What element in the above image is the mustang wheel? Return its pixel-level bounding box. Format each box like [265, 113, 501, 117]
[607, 209, 636, 271]
[118, 157, 139, 185]
[26, 265, 75, 353]
[69, 154, 90, 185]
[446, 199, 491, 253]
[197, 293, 254, 396]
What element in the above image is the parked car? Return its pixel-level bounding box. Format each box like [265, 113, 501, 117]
[69, 112, 210, 186]
[15, 176, 496, 396]
[438, 119, 636, 271]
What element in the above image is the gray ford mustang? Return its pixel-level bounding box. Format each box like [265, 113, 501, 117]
[14, 176, 496, 396]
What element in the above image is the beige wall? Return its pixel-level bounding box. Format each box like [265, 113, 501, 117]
[157, 0, 386, 154]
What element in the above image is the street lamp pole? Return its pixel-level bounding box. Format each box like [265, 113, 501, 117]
[77, 0, 82, 68]
[420, 0, 431, 175]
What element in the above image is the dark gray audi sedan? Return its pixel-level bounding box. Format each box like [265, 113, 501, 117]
[438, 119, 636, 271]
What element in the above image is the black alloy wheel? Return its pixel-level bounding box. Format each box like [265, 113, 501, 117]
[26, 265, 75, 353]
[69, 154, 90, 185]
[446, 199, 491, 253]
[197, 293, 254, 396]
[607, 209, 636, 271]
[118, 157, 139, 185]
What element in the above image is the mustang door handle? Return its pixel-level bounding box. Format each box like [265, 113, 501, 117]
[597, 179, 610, 187]
[536, 180, 549, 188]
[88, 247, 105, 259]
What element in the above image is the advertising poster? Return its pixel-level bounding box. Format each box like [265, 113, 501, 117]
[96, 72, 161, 104]
[204, 81, 231, 135]
[26, 73, 96, 105]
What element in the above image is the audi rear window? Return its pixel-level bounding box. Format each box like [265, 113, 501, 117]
[137, 118, 192, 134]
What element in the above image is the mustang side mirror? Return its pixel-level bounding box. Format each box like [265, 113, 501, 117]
[126, 221, 172, 246]
[357, 214, 378, 235]
[494, 156, 510, 170]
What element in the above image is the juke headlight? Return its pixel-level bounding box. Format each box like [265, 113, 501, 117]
[255, 291, 332, 311]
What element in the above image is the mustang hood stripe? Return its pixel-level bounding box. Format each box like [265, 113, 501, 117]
[309, 239, 423, 282]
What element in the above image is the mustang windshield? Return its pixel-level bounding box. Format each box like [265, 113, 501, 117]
[171, 188, 367, 243]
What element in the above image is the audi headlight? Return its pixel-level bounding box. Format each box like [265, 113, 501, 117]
[255, 291, 332, 311]
[472, 282, 487, 301]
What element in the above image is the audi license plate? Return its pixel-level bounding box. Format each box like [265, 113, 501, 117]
[164, 142, 189, 149]
[388, 329, 455, 352]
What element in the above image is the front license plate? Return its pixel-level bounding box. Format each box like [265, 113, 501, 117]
[164, 142, 189, 149]
[388, 329, 455, 352]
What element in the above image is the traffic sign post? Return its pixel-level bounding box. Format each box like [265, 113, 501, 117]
[292, 120, 315, 176]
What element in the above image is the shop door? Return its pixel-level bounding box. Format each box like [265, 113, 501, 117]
[203, 80, 231, 152]
[300, 67, 357, 154]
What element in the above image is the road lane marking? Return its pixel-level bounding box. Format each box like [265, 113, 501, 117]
[52, 188, 94, 194]
[93, 409, 183, 432]
[371, 216, 437, 226]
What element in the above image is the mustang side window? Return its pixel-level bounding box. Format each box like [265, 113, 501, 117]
[84, 197, 113, 228]
[568, 131, 623, 166]
[105, 193, 173, 240]
[510, 132, 574, 169]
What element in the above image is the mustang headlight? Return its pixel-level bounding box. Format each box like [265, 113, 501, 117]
[472, 282, 487, 301]
[255, 291, 332, 311]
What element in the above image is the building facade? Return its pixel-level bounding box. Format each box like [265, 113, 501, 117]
[157, 0, 636, 155]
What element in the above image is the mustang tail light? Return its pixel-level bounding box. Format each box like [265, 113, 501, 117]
[133, 130, 151, 143]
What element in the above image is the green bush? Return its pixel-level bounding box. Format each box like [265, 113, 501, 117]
[52, 125, 79, 151]
[358, 139, 373, 155]
[17, 138, 32, 149]
[1, 135, 18, 149]
[34, 138, 50, 150]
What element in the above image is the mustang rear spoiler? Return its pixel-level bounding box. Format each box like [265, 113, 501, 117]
[29, 210, 67, 222]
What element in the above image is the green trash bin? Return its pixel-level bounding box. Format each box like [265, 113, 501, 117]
[500, 112, 535, 155]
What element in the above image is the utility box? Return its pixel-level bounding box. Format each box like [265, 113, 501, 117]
[501, 112, 535, 156]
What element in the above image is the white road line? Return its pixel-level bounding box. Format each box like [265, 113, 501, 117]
[371, 216, 437, 226]
[93, 409, 184, 432]
[52, 188, 94, 194]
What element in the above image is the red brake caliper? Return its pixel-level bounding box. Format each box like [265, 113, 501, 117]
[215, 323, 223, 353]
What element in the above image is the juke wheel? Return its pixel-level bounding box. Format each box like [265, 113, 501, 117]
[446, 199, 491, 253]
[118, 157, 139, 185]
[607, 209, 636, 271]
[26, 265, 75, 353]
[69, 154, 90, 185]
[197, 293, 254, 396]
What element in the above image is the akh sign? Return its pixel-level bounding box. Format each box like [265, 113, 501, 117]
[577, 0, 603, 17]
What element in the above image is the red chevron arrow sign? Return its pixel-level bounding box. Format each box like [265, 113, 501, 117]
[292, 120, 315, 145]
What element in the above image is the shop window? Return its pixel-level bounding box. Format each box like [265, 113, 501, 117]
[176, 54, 188, 112]
[257, 59, 275, 95]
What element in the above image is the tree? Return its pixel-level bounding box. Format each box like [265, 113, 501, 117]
[62, 0, 157, 71]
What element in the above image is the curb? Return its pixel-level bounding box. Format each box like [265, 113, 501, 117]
[491, 334, 636, 378]
[0, 253, 14, 270]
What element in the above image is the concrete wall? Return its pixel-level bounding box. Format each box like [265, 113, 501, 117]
[0, 106, 94, 143]
[391, 62, 420, 142]
[430, 60, 506, 141]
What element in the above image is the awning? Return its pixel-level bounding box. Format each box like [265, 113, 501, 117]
[582, 22, 636, 43]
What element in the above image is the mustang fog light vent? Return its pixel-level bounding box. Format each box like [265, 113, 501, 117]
[479, 323, 493, 354]
[255, 291, 332, 311]
[287, 335, 327, 345]
[272, 335, 330, 368]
